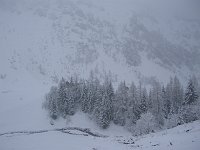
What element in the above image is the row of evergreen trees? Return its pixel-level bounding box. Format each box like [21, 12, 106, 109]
[43, 74, 200, 131]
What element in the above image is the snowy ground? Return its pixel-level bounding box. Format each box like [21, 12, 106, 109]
[0, 114, 200, 150]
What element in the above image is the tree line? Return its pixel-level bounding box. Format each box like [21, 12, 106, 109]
[43, 73, 200, 135]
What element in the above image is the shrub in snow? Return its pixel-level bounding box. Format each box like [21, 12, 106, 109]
[65, 115, 71, 125]
[179, 105, 199, 124]
[165, 113, 181, 129]
[132, 112, 158, 136]
[165, 102, 200, 128]
[196, 101, 200, 120]
[50, 119, 54, 125]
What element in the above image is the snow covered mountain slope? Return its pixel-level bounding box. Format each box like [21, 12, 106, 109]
[1, 0, 200, 86]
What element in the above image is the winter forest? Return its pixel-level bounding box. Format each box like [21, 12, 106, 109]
[43, 72, 200, 135]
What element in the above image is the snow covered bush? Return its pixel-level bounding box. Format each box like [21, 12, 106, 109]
[165, 102, 200, 128]
[179, 105, 199, 124]
[165, 113, 181, 129]
[132, 112, 158, 136]
[195, 101, 200, 120]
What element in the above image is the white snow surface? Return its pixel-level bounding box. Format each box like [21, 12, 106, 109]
[0, 104, 200, 150]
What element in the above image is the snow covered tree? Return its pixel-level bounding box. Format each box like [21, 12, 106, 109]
[139, 87, 148, 114]
[63, 77, 81, 116]
[172, 76, 183, 113]
[87, 76, 100, 114]
[137, 81, 142, 105]
[148, 89, 153, 110]
[177, 77, 200, 124]
[103, 77, 114, 121]
[81, 81, 89, 113]
[191, 75, 199, 95]
[151, 81, 164, 126]
[93, 78, 114, 129]
[95, 87, 112, 129]
[57, 77, 68, 117]
[44, 73, 199, 131]
[113, 81, 129, 126]
[164, 78, 173, 117]
[44, 86, 59, 120]
[71, 77, 82, 110]
[127, 82, 140, 125]
[133, 112, 158, 136]
[165, 113, 181, 129]
[184, 78, 199, 105]
[81, 71, 101, 114]
[179, 105, 198, 124]
[126, 82, 143, 130]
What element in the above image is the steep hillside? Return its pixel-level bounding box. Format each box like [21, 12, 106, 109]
[1, 0, 200, 87]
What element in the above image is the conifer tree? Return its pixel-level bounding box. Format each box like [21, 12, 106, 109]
[139, 87, 148, 114]
[127, 82, 140, 124]
[172, 76, 183, 113]
[57, 78, 67, 117]
[151, 81, 164, 126]
[44, 86, 59, 120]
[81, 81, 89, 113]
[113, 81, 129, 126]
[184, 79, 199, 105]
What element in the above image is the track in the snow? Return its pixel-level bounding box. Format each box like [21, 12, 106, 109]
[0, 127, 108, 138]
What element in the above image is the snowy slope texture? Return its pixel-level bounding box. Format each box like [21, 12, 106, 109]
[0, 113, 200, 150]
[1, 0, 200, 86]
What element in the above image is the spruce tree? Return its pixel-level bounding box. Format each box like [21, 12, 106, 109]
[45, 86, 59, 120]
[139, 87, 148, 114]
[184, 79, 199, 105]
[172, 76, 183, 113]
[81, 81, 89, 113]
[165, 78, 173, 115]
[57, 78, 67, 117]
[151, 81, 164, 126]
[113, 81, 129, 126]
[162, 86, 170, 119]
[127, 82, 140, 124]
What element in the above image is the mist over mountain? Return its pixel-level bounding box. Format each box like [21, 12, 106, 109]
[1, 0, 200, 86]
